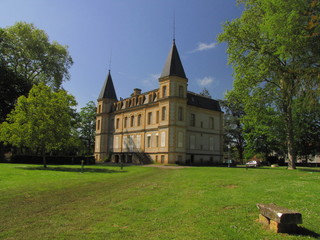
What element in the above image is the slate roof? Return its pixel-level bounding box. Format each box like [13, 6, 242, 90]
[98, 70, 117, 100]
[160, 40, 186, 79]
[187, 92, 222, 112]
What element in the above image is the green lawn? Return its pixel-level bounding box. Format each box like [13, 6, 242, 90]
[0, 164, 319, 240]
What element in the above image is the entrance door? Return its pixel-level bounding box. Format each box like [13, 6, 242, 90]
[114, 155, 119, 163]
[190, 155, 194, 165]
[161, 155, 165, 164]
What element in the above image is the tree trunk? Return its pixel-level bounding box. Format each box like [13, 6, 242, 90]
[42, 148, 47, 168]
[286, 105, 296, 170]
[237, 144, 244, 164]
[281, 77, 297, 170]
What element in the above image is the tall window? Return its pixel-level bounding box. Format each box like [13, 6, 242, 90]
[209, 117, 214, 129]
[178, 132, 183, 148]
[136, 135, 141, 149]
[114, 136, 119, 149]
[214, 136, 220, 151]
[156, 111, 159, 123]
[179, 86, 183, 97]
[161, 132, 166, 147]
[162, 107, 166, 120]
[190, 114, 195, 126]
[162, 85, 167, 97]
[98, 105, 101, 113]
[178, 107, 183, 121]
[124, 117, 127, 128]
[123, 136, 127, 149]
[128, 135, 134, 151]
[209, 137, 214, 151]
[190, 135, 196, 150]
[116, 118, 120, 129]
[130, 115, 134, 127]
[137, 114, 141, 126]
[148, 112, 152, 125]
[97, 120, 100, 130]
[156, 134, 159, 147]
[147, 135, 152, 148]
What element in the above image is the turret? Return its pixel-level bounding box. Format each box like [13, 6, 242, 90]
[95, 70, 117, 162]
[158, 40, 188, 163]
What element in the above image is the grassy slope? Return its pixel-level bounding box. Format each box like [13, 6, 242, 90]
[0, 164, 319, 240]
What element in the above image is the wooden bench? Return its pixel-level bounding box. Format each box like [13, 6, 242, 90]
[257, 203, 302, 233]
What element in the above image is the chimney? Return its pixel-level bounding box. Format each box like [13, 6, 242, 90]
[133, 88, 142, 96]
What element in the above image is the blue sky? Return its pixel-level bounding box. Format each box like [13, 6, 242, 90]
[1, 0, 243, 109]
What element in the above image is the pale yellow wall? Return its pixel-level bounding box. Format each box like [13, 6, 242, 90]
[185, 105, 224, 163]
[95, 75, 223, 164]
[101, 93, 170, 162]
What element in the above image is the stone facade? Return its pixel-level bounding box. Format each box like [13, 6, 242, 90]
[94, 41, 224, 165]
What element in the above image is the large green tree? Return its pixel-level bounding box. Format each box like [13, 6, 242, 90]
[0, 63, 32, 122]
[78, 101, 97, 155]
[219, 0, 320, 169]
[0, 83, 77, 168]
[220, 96, 246, 163]
[293, 96, 320, 162]
[0, 22, 73, 90]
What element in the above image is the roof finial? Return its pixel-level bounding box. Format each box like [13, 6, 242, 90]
[108, 50, 112, 72]
[173, 9, 176, 43]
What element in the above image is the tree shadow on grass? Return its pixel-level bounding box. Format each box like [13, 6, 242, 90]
[236, 166, 279, 170]
[15, 166, 127, 173]
[298, 168, 320, 173]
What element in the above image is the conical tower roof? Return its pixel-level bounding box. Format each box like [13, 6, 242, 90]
[160, 40, 186, 79]
[98, 70, 117, 100]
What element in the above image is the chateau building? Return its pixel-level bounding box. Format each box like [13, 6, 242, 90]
[94, 40, 224, 164]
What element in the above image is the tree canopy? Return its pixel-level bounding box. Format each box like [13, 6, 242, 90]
[78, 101, 97, 155]
[199, 88, 212, 98]
[220, 96, 246, 163]
[0, 83, 77, 167]
[0, 22, 73, 90]
[219, 0, 320, 169]
[0, 63, 31, 122]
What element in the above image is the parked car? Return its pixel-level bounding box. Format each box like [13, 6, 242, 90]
[246, 160, 260, 167]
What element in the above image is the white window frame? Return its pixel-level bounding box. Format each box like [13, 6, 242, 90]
[161, 132, 166, 147]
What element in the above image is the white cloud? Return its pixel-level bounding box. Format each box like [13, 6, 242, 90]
[198, 76, 214, 86]
[142, 73, 160, 89]
[192, 42, 217, 52]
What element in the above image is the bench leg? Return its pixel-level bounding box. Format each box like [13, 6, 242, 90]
[269, 220, 298, 233]
[259, 214, 270, 226]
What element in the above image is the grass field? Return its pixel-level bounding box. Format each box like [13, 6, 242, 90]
[0, 163, 319, 240]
